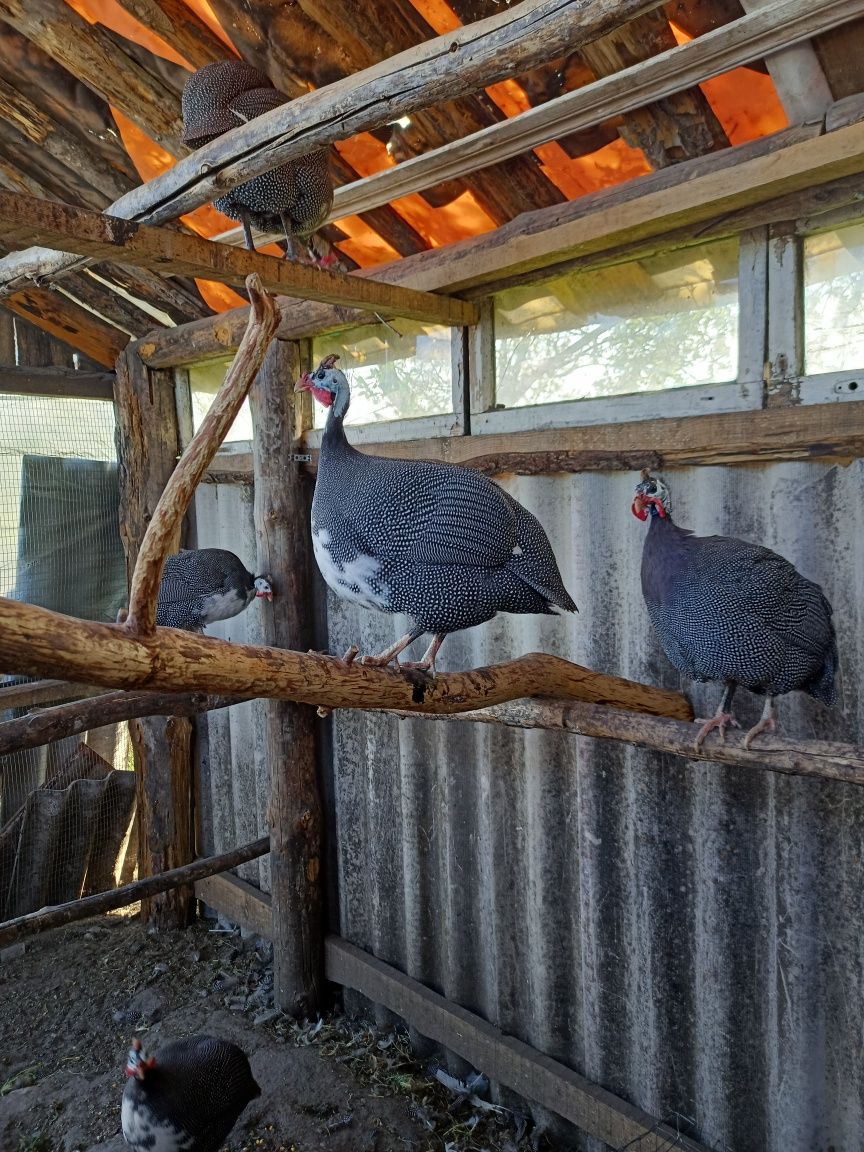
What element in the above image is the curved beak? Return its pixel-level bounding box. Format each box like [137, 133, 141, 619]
[294, 373, 312, 393]
[256, 589, 273, 601]
[631, 494, 648, 521]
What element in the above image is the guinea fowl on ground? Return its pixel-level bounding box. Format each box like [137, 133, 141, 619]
[156, 548, 273, 633]
[181, 61, 334, 263]
[121, 1034, 260, 1152]
[632, 470, 837, 748]
[296, 355, 577, 671]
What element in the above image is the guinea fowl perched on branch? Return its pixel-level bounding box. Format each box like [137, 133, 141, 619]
[181, 61, 334, 262]
[632, 470, 837, 749]
[156, 548, 273, 633]
[296, 355, 576, 670]
[121, 1034, 260, 1152]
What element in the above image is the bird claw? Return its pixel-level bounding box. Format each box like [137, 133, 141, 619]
[743, 715, 776, 750]
[693, 712, 740, 750]
[398, 660, 435, 675]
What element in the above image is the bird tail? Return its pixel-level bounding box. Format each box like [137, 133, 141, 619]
[504, 494, 577, 613]
[806, 639, 837, 707]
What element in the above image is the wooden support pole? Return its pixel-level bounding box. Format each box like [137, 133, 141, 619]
[250, 339, 322, 1017]
[0, 836, 270, 950]
[115, 341, 194, 928]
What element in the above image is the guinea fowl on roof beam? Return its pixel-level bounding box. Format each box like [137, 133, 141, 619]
[0, 0, 668, 291]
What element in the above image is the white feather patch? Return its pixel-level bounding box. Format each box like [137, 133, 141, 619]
[312, 526, 390, 611]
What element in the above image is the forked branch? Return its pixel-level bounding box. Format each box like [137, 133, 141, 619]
[123, 273, 279, 635]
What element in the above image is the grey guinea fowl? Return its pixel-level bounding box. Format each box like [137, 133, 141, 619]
[156, 548, 273, 632]
[632, 469, 837, 748]
[181, 60, 333, 260]
[122, 1035, 260, 1152]
[295, 355, 577, 671]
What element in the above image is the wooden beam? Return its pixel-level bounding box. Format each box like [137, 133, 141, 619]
[2, 286, 128, 368]
[326, 938, 711, 1152]
[0, 366, 115, 400]
[0, 679, 99, 711]
[194, 870, 273, 939]
[0, 192, 477, 328]
[0, 0, 665, 288]
[326, 0, 864, 224]
[0, 836, 270, 949]
[134, 116, 848, 368]
[0, 0, 186, 152]
[739, 0, 834, 122]
[0, 598, 694, 719]
[250, 339, 323, 1017]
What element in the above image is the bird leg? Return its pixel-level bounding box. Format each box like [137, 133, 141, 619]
[694, 683, 740, 749]
[400, 633, 446, 674]
[744, 696, 777, 749]
[279, 214, 299, 262]
[239, 209, 257, 253]
[360, 630, 420, 669]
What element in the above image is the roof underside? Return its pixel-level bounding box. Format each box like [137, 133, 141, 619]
[1, 0, 864, 365]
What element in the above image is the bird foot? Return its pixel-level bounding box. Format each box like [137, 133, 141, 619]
[360, 653, 398, 668]
[743, 714, 776, 750]
[339, 645, 360, 666]
[398, 659, 435, 674]
[694, 712, 740, 749]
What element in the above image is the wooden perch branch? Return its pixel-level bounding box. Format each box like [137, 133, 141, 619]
[0, 596, 692, 720]
[0, 679, 98, 711]
[397, 699, 864, 786]
[0, 836, 270, 949]
[123, 274, 279, 636]
[0, 689, 246, 757]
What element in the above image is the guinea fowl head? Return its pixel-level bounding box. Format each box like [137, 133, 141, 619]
[295, 354, 350, 417]
[253, 575, 274, 601]
[124, 1037, 156, 1081]
[632, 469, 671, 521]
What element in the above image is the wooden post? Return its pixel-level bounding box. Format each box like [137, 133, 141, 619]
[249, 338, 322, 1017]
[114, 346, 195, 928]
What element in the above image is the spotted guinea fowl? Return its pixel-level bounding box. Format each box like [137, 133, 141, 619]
[122, 1035, 260, 1152]
[296, 355, 576, 670]
[181, 61, 333, 261]
[156, 548, 273, 632]
[632, 470, 836, 748]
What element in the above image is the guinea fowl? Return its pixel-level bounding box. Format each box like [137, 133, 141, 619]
[632, 470, 837, 748]
[181, 61, 334, 261]
[122, 1034, 260, 1152]
[296, 355, 576, 670]
[156, 548, 273, 632]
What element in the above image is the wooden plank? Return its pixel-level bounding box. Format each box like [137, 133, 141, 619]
[114, 347, 194, 928]
[0, 679, 98, 711]
[194, 870, 273, 939]
[329, 0, 860, 223]
[2, 285, 128, 368]
[467, 299, 495, 416]
[326, 937, 711, 1152]
[0, 192, 477, 328]
[0, 0, 186, 153]
[765, 221, 804, 403]
[737, 227, 769, 387]
[0, 0, 666, 294]
[249, 339, 323, 1017]
[739, 0, 834, 122]
[0, 366, 113, 398]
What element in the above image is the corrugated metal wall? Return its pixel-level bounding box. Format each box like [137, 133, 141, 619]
[197, 458, 864, 1152]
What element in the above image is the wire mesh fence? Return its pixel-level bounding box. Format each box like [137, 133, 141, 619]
[0, 391, 136, 920]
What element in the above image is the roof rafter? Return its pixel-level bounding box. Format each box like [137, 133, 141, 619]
[0, 191, 478, 326]
[0, 0, 666, 291]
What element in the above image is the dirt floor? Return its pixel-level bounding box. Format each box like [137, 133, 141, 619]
[0, 912, 549, 1152]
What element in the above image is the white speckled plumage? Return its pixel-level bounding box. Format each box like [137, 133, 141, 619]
[156, 549, 270, 632]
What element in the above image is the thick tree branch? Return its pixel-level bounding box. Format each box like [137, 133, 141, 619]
[123, 273, 279, 636]
[0, 597, 692, 721]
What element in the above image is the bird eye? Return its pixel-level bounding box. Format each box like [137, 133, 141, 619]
[315, 370, 324, 380]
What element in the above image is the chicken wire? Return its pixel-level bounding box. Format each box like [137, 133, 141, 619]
[0, 393, 136, 920]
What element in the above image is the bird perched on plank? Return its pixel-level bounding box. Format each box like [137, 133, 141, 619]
[156, 548, 273, 632]
[181, 60, 334, 262]
[122, 1034, 260, 1152]
[632, 469, 837, 748]
[296, 355, 576, 671]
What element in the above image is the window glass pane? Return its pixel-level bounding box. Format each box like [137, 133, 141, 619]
[312, 319, 453, 427]
[189, 358, 252, 442]
[804, 223, 864, 373]
[494, 238, 739, 408]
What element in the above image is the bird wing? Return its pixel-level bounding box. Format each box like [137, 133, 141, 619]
[359, 457, 519, 568]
